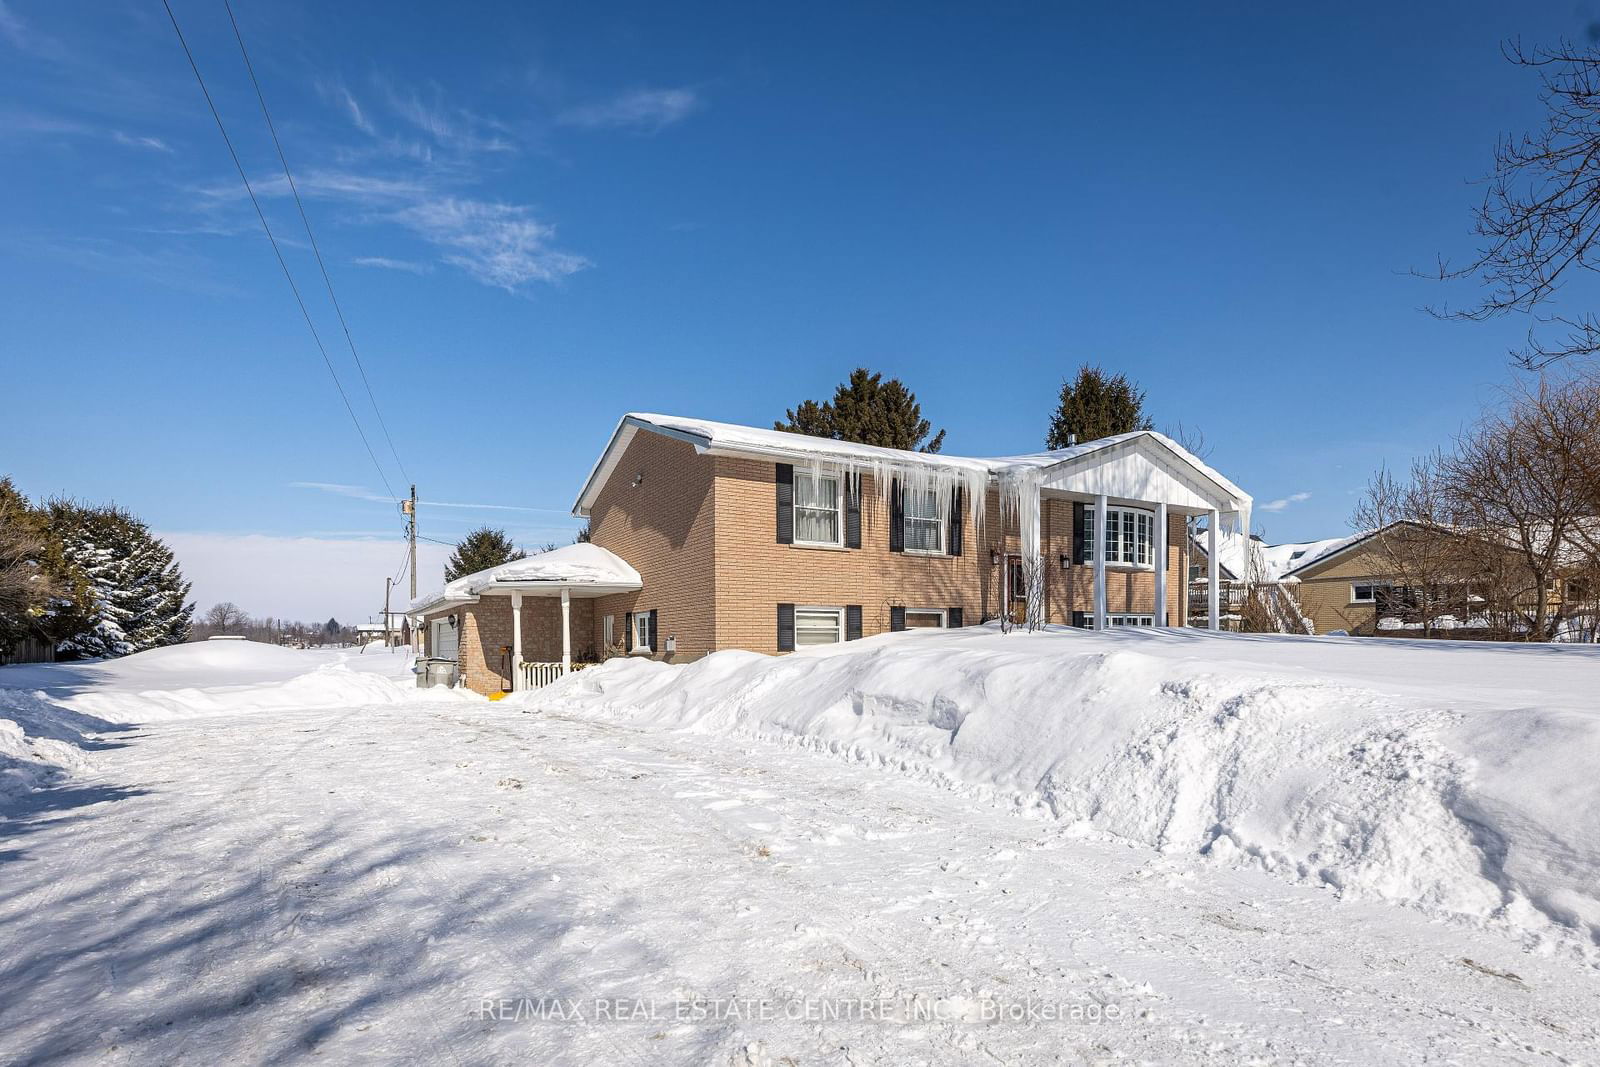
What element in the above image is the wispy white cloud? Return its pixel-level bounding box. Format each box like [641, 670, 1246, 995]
[391, 198, 588, 289]
[352, 255, 431, 274]
[378, 80, 514, 154]
[1259, 491, 1312, 513]
[558, 87, 700, 131]
[111, 130, 171, 152]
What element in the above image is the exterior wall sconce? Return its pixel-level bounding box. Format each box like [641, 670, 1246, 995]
[448, 613, 458, 629]
[632, 472, 645, 487]
[989, 548, 1001, 566]
[1059, 554, 1071, 571]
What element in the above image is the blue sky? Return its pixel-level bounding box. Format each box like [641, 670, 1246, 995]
[1, 1, 1591, 620]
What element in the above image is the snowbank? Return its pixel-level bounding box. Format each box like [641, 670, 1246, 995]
[0, 642, 472, 804]
[523, 625, 1600, 953]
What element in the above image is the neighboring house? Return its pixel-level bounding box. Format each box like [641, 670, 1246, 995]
[1281, 521, 1598, 639]
[412, 413, 1253, 694]
[1188, 530, 1341, 632]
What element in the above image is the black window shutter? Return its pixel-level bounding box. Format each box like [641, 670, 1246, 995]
[1073, 501, 1087, 564]
[844, 475, 861, 549]
[890, 606, 906, 632]
[947, 489, 963, 556]
[948, 607, 963, 628]
[1071, 610, 1088, 629]
[889, 479, 904, 553]
[777, 603, 795, 651]
[845, 605, 862, 641]
[775, 464, 794, 544]
[648, 609, 658, 653]
[624, 611, 634, 651]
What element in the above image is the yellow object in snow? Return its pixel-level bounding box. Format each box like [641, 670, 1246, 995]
[487, 691, 508, 702]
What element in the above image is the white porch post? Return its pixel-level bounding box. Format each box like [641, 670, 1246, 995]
[560, 587, 572, 672]
[1207, 509, 1221, 631]
[1093, 493, 1108, 631]
[1154, 501, 1168, 627]
[510, 591, 523, 692]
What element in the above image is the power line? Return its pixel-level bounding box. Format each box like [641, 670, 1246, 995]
[160, 0, 398, 502]
[222, 0, 410, 485]
[417, 534, 458, 548]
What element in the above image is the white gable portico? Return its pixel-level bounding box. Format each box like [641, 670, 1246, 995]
[986, 431, 1252, 631]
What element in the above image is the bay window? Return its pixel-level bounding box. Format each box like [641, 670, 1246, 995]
[1083, 505, 1155, 567]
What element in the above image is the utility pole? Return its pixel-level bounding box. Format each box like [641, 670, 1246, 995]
[403, 484, 418, 601]
[384, 577, 392, 649]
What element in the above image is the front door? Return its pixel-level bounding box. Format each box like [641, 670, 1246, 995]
[1005, 554, 1028, 624]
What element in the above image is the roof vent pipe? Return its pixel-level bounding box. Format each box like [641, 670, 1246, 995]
[1067, 433, 1077, 447]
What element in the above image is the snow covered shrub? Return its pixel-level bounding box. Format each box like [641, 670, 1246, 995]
[46, 501, 193, 659]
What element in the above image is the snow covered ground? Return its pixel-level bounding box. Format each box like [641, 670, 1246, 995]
[1, 634, 1597, 1064]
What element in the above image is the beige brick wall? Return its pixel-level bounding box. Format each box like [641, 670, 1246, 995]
[587, 430, 717, 663]
[583, 428, 1197, 659]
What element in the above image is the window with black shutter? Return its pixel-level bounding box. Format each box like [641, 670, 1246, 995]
[888, 478, 904, 552]
[889, 605, 906, 631]
[777, 603, 795, 651]
[845, 605, 862, 641]
[648, 609, 658, 654]
[775, 464, 794, 544]
[947, 489, 963, 556]
[1073, 501, 1086, 564]
[624, 611, 634, 651]
[844, 474, 861, 549]
[948, 607, 963, 628]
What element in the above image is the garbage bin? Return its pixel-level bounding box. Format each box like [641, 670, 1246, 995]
[414, 658, 458, 689]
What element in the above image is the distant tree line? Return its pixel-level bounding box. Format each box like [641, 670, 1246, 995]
[0, 479, 194, 662]
[190, 603, 361, 647]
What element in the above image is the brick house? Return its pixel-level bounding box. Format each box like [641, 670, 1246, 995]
[413, 413, 1253, 694]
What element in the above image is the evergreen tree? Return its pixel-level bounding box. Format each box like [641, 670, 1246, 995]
[324, 617, 340, 637]
[776, 368, 946, 453]
[48, 501, 194, 659]
[445, 527, 526, 581]
[1045, 364, 1153, 448]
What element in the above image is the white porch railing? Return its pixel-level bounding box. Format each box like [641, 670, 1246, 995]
[518, 660, 593, 690]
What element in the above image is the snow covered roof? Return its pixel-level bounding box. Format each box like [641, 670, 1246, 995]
[1194, 530, 1354, 583]
[408, 542, 642, 616]
[574, 414, 1250, 518]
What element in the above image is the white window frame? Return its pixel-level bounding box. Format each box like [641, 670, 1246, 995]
[1083, 505, 1156, 568]
[1082, 613, 1156, 629]
[793, 470, 844, 547]
[602, 614, 615, 649]
[904, 608, 947, 629]
[633, 611, 652, 653]
[900, 487, 945, 555]
[794, 605, 845, 646]
[1351, 582, 1383, 604]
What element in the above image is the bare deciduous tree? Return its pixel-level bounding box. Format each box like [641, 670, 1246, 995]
[1430, 40, 1600, 367]
[1352, 456, 1469, 637]
[202, 601, 248, 635]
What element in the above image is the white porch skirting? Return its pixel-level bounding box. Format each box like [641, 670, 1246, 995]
[519, 661, 591, 689]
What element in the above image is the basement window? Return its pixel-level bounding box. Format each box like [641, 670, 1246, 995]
[794, 606, 844, 646]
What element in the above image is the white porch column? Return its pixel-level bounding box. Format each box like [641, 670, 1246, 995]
[560, 587, 572, 672]
[1093, 493, 1108, 631]
[510, 591, 523, 692]
[1207, 509, 1221, 631]
[1154, 501, 1169, 627]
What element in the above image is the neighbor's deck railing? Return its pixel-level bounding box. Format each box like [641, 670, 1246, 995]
[518, 660, 593, 690]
